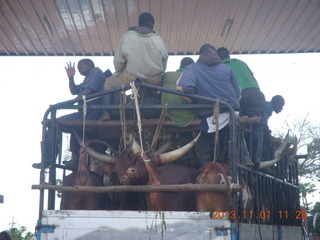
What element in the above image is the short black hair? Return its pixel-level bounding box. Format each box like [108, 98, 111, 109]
[139, 12, 154, 27]
[199, 44, 216, 54]
[217, 47, 230, 60]
[271, 95, 285, 105]
[79, 58, 95, 68]
[180, 57, 194, 68]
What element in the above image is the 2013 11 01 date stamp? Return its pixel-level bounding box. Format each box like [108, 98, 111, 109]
[211, 210, 307, 220]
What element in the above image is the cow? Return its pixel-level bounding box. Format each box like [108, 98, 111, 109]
[60, 139, 112, 210]
[195, 133, 290, 213]
[196, 161, 232, 212]
[83, 132, 202, 211]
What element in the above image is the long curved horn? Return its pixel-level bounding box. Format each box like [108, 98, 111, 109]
[73, 131, 117, 164]
[155, 132, 201, 164]
[259, 131, 290, 169]
[154, 139, 173, 155]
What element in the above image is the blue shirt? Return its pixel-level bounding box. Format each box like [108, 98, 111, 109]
[177, 62, 240, 117]
[263, 101, 273, 124]
[78, 67, 105, 106]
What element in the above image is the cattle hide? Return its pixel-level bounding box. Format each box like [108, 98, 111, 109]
[145, 162, 200, 211]
[196, 162, 232, 212]
[60, 142, 111, 210]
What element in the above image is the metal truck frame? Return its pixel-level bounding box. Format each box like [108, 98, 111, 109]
[32, 81, 304, 240]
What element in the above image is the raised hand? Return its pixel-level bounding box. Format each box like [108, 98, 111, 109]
[65, 61, 75, 78]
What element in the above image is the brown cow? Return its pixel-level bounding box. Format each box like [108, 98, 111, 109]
[84, 133, 201, 211]
[60, 140, 111, 210]
[196, 161, 232, 212]
[195, 133, 290, 213]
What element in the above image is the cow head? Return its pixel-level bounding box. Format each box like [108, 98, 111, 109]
[119, 132, 201, 185]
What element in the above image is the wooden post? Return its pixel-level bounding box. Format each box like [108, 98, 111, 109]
[32, 183, 243, 193]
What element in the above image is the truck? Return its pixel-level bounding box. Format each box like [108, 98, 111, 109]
[32, 81, 305, 240]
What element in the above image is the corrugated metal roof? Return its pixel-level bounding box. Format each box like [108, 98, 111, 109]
[0, 0, 319, 56]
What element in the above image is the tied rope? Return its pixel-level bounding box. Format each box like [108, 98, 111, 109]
[119, 87, 127, 153]
[149, 104, 167, 152]
[130, 82, 149, 161]
[212, 100, 220, 162]
[81, 95, 87, 146]
[80, 95, 100, 147]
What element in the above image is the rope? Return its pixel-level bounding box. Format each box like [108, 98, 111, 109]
[80, 95, 100, 147]
[119, 87, 127, 153]
[81, 95, 87, 146]
[149, 104, 167, 152]
[130, 82, 149, 161]
[212, 100, 220, 162]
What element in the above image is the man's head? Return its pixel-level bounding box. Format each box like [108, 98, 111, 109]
[271, 95, 285, 114]
[179, 57, 194, 69]
[199, 44, 216, 54]
[217, 47, 230, 60]
[77, 59, 95, 76]
[139, 12, 155, 29]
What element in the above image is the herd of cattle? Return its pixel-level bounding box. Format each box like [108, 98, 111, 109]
[60, 128, 295, 215]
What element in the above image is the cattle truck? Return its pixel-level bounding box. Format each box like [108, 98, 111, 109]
[32, 81, 305, 240]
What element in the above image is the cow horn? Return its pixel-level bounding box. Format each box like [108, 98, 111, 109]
[73, 131, 117, 164]
[130, 135, 142, 155]
[156, 132, 201, 164]
[259, 131, 290, 169]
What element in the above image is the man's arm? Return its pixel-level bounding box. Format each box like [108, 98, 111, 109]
[113, 37, 127, 72]
[78, 88, 94, 98]
[176, 68, 196, 103]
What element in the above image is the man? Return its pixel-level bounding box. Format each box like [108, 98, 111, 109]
[161, 57, 197, 166]
[262, 95, 285, 161]
[177, 44, 241, 167]
[263, 95, 285, 125]
[62, 59, 105, 120]
[162, 57, 197, 127]
[101, 12, 168, 120]
[217, 47, 265, 168]
[32, 59, 105, 169]
[104, 12, 168, 90]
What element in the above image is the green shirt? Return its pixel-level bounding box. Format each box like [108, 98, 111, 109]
[161, 71, 197, 127]
[222, 58, 259, 90]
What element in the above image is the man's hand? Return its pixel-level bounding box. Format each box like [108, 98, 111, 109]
[65, 61, 75, 78]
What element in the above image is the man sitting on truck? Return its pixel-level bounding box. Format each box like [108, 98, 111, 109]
[32, 58, 105, 169]
[161, 57, 198, 167]
[177, 44, 241, 167]
[101, 12, 168, 120]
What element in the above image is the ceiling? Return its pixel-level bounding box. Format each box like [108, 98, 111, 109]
[1, 0, 319, 56]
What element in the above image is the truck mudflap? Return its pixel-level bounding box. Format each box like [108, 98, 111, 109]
[38, 210, 232, 240]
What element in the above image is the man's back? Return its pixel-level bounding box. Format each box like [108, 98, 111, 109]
[178, 62, 240, 117]
[221, 58, 259, 90]
[115, 27, 167, 78]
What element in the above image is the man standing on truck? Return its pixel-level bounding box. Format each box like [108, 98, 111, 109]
[262, 95, 285, 162]
[32, 58, 105, 169]
[101, 12, 168, 120]
[177, 44, 241, 167]
[217, 47, 265, 169]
